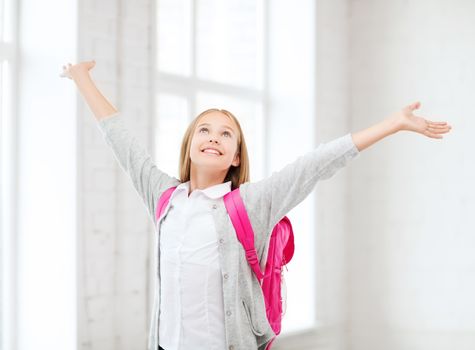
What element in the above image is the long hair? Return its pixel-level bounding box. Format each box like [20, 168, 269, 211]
[178, 108, 250, 190]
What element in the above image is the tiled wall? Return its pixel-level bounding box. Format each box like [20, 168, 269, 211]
[78, 0, 155, 349]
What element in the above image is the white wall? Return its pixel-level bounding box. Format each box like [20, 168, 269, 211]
[348, 0, 475, 349]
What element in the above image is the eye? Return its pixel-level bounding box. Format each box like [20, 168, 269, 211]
[223, 131, 232, 137]
[199, 127, 208, 133]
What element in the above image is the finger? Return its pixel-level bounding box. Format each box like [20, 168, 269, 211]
[427, 123, 451, 132]
[425, 123, 448, 135]
[425, 119, 451, 127]
[428, 127, 450, 134]
[428, 123, 449, 129]
[424, 130, 443, 139]
[408, 101, 421, 110]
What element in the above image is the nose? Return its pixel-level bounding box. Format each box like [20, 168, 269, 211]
[209, 138, 218, 144]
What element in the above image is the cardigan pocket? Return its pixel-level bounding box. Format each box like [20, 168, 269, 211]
[242, 299, 265, 336]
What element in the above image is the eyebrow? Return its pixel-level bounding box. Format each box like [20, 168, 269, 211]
[197, 123, 235, 135]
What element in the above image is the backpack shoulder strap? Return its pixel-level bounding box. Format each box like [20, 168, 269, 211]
[155, 186, 177, 223]
[223, 188, 264, 280]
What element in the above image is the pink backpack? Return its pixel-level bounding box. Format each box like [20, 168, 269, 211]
[155, 186, 295, 350]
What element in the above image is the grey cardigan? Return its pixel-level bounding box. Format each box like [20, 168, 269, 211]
[96, 113, 361, 350]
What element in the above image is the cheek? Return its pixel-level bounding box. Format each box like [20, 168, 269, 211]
[190, 135, 201, 150]
[230, 140, 239, 153]
[190, 134, 207, 157]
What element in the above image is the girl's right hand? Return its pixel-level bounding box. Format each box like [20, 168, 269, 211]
[59, 60, 96, 79]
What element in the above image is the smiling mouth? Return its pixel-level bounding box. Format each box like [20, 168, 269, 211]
[201, 149, 222, 156]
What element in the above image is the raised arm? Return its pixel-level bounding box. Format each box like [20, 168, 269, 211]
[241, 101, 453, 243]
[60, 60, 118, 120]
[351, 101, 452, 152]
[60, 60, 180, 226]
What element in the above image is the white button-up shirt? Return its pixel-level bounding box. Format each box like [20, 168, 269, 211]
[158, 180, 232, 350]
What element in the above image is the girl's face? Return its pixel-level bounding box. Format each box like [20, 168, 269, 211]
[189, 111, 240, 172]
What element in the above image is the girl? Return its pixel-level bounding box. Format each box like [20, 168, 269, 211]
[61, 61, 452, 350]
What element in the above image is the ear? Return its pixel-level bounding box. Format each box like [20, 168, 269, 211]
[232, 152, 240, 167]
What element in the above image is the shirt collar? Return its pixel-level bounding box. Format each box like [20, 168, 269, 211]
[175, 180, 232, 199]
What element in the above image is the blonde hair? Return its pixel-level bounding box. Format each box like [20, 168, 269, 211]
[179, 108, 250, 190]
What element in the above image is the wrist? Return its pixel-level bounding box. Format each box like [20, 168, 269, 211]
[70, 67, 91, 82]
[385, 114, 402, 135]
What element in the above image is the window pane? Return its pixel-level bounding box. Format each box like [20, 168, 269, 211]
[196, 0, 264, 89]
[281, 198, 316, 333]
[155, 93, 190, 179]
[195, 91, 264, 181]
[157, 0, 192, 76]
[1, 59, 13, 350]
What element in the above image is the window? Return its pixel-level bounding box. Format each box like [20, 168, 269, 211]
[1, 0, 18, 348]
[154, 0, 265, 180]
[153, 0, 316, 335]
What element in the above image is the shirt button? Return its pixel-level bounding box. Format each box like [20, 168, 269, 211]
[229, 346, 235, 350]
[226, 310, 232, 316]
[219, 238, 224, 244]
[212, 204, 217, 209]
[224, 273, 229, 279]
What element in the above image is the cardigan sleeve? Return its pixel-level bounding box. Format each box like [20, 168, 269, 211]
[96, 112, 180, 226]
[240, 132, 360, 238]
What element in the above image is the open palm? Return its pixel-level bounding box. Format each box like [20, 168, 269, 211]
[394, 101, 452, 139]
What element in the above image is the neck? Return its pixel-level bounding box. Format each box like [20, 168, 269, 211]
[189, 164, 229, 196]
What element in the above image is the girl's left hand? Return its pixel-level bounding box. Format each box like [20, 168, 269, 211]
[391, 101, 452, 139]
